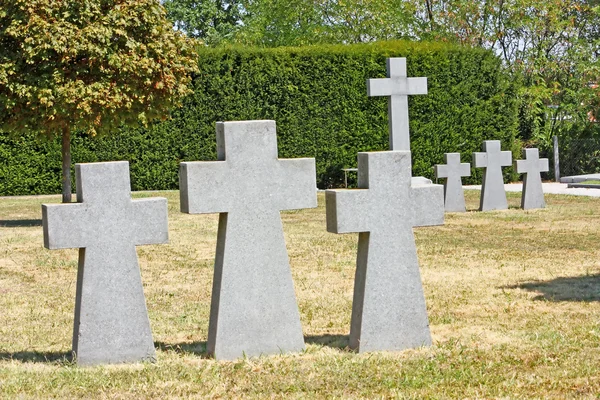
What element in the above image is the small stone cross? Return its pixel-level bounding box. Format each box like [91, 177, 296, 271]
[326, 151, 432, 353]
[515, 148, 549, 209]
[367, 57, 428, 151]
[180, 120, 317, 360]
[434, 153, 471, 212]
[42, 161, 168, 366]
[473, 140, 512, 211]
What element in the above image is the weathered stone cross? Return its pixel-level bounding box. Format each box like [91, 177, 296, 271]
[473, 140, 512, 211]
[515, 148, 549, 209]
[42, 161, 168, 366]
[434, 153, 471, 212]
[180, 120, 317, 360]
[326, 151, 432, 353]
[367, 57, 428, 151]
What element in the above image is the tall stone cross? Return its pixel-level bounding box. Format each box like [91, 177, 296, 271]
[180, 120, 317, 360]
[434, 153, 471, 212]
[367, 57, 428, 151]
[515, 148, 549, 210]
[42, 161, 168, 366]
[473, 140, 512, 211]
[326, 151, 432, 353]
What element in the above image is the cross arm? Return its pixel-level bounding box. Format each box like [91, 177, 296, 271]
[180, 161, 231, 214]
[473, 152, 487, 168]
[515, 159, 527, 174]
[367, 77, 428, 97]
[276, 158, 317, 211]
[500, 151, 513, 166]
[434, 164, 449, 179]
[325, 189, 371, 234]
[42, 203, 90, 249]
[459, 163, 472, 177]
[132, 198, 169, 246]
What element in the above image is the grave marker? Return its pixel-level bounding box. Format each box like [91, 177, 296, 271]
[367, 57, 428, 151]
[473, 140, 512, 211]
[180, 120, 317, 360]
[368, 57, 444, 225]
[515, 148, 549, 209]
[434, 153, 471, 212]
[326, 151, 432, 352]
[42, 161, 168, 366]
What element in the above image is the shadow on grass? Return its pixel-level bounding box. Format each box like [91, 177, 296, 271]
[506, 273, 600, 302]
[0, 219, 42, 227]
[155, 341, 211, 359]
[0, 350, 72, 364]
[156, 335, 351, 357]
[304, 334, 350, 350]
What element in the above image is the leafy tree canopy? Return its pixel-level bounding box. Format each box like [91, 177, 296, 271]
[0, 0, 199, 137]
[162, 0, 244, 45]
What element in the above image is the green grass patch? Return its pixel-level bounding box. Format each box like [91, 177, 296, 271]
[1, 190, 599, 398]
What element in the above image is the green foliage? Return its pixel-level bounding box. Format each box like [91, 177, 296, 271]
[0, 0, 198, 137]
[0, 41, 519, 194]
[163, 0, 244, 45]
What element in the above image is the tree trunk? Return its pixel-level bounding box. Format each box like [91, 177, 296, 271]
[61, 126, 72, 203]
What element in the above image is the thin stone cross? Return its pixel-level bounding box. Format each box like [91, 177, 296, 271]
[42, 161, 168, 366]
[326, 151, 432, 353]
[515, 148, 549, 209]
[367, 57, 428, 151]
[473, 140, 512, 211]
[434, 153, 471, 212]
[180, 120, 317, 361]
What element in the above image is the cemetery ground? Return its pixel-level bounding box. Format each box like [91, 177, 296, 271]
[1, 190, 599, 398]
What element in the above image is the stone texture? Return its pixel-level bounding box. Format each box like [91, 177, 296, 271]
[434, 153, 471, 212]
[42, 161, 168, 366]
[325, 151, 432, 353]
[515, 148, 549, 209]
[368, 57, 444, 225]
[180, 120, 316, 361]
[411, 179, 445, 226]
[367, 57, 428, 151]
[473, 140, 512, 211]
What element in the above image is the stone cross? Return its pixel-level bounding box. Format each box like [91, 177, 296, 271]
[367, 57, 427, 151]
[42, 161, 168, 366]
[515, 148, 549, 209]
[326, 150, 432, 353]
[180, 120, 317, 361]
[434, 153, 471, 212]
[473, 140, 512, 211]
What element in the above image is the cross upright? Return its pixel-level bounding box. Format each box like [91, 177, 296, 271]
[42, 161, 168, 366]
[434, 153, 471, 212]
[473, 140, 512, 211]
[180, 120, 317, 361]
[326, 150, 432, 353]
[515, 148, 549, 209]
[367, 57, 428, 151]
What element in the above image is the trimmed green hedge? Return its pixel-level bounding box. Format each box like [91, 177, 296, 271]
[0, 40, 519, 195]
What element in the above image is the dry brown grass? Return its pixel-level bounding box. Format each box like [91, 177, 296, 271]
[0, 190, 599, 398]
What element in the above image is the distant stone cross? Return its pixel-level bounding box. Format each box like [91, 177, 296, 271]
[515, 148, 549, 209]
[42, 161, 168, 366]
[434, 153, 471, 212]
[180, 120, 317, 360]
[473, 140, 512, 211]
[367, 57, 428, 151]
[326, 151, 432, 353]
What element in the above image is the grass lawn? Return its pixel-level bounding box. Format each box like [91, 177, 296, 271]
[1, 190, 599, 398]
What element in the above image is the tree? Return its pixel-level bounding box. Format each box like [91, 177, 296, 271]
[0, 0, 198, 202]
[404, 0, 600, 146]
[162, 0, 245, 45]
